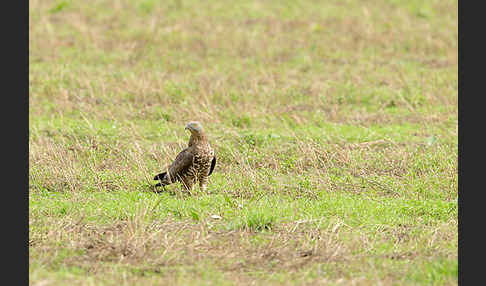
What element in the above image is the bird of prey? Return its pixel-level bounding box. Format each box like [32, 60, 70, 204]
[154, 121, 216, 192]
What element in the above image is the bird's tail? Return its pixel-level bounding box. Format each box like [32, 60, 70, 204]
[154, 172, 166, 181]
[154, 171, 171, 186]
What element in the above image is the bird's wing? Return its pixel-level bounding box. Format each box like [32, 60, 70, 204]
[208, 156, 216, 176]
[167, 148, 194, 181]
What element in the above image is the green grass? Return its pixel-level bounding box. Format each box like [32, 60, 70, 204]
[30, 0, 457, 284]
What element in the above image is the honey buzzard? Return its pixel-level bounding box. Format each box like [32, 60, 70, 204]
[154, 121, 216, 192]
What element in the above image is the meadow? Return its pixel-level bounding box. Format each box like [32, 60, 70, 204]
[29, 0, 458, 285]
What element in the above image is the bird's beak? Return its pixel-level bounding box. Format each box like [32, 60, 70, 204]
[184, 125, 190, 131]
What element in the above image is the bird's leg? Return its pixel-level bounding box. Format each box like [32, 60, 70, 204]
[198, 175, 209, 193]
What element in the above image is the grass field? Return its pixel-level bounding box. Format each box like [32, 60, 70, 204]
[29, 0, 458, 285]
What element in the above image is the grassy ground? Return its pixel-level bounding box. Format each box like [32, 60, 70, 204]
[29, 0, 458, 285]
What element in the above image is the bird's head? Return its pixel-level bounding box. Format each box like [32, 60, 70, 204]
[185, 121, 203, 134]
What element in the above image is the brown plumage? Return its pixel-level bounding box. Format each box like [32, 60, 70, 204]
[154, 121, 216, 192]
